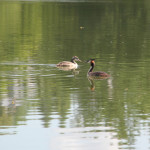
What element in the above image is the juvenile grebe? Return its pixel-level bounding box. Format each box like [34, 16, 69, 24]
[57, 56, 81, 70]
[87, 59, 110, 78]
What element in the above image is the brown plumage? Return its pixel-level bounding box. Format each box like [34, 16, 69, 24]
[87, 59, 110, 78]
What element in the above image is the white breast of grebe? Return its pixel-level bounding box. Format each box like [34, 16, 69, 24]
[68, 63, 78, 69]
[73, 63, 78, 67]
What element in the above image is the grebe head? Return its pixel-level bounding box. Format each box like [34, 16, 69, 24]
[86, 59, 95, 73]
[72, 56, 81, 62]
[86, 59, 95, 65]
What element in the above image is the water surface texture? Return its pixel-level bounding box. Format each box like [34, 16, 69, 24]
[0, 1, 150, 150]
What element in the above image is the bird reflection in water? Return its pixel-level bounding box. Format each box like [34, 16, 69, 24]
[57, 66, 80, 76]
[88, 76, 110, 91]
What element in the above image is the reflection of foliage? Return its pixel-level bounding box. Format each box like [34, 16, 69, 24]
[37, 76, 71, 128]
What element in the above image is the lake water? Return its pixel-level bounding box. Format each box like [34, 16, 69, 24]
[0, 0, 150, 150]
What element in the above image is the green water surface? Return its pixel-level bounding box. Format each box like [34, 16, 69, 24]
[0, 1, 150, 150]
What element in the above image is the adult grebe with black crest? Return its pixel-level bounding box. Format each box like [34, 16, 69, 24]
[87, 59, 110, 78]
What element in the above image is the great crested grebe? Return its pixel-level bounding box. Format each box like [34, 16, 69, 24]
[57, 56, 81, 69]
[87, 59, 110, 78]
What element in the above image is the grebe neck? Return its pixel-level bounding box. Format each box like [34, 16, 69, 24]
[88, 63, 94, 72]
[71, 58, 76, 64]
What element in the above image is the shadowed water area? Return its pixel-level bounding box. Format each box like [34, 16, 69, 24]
[0, 0, 150, 150]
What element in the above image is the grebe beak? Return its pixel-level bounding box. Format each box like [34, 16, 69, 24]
[85, 59, 91, 63]
[78, 59, 82, 62]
